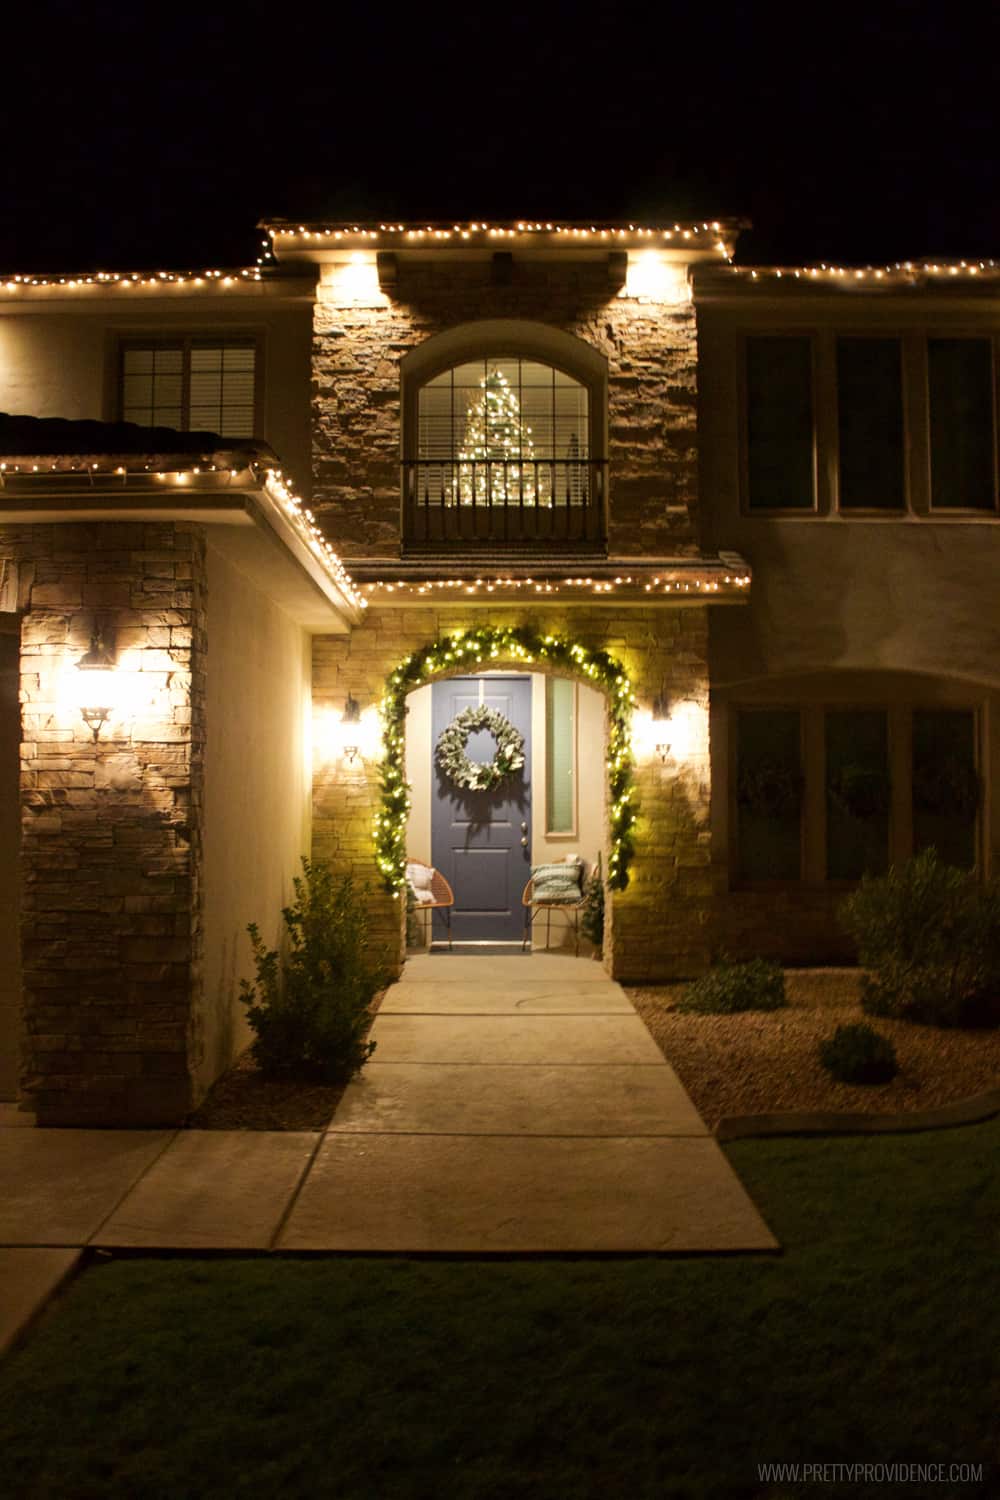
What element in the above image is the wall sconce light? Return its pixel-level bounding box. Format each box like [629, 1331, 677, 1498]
[651, 692, 672, 764]
[74, 626, 118, 741]
[340, 692, 362, 763]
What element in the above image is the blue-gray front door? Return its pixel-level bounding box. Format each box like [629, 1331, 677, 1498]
[431, 675, 531, 942]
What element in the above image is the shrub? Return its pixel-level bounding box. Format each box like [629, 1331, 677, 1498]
[677, 956, 786, 1014]
[819, 1022, 898, 1085]
[839, 849, 1000, 1028]
[239, 859, 385, 1082]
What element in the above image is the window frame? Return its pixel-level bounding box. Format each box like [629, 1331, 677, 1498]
[726, 693, 984, 890]
[738, 332, 821, 516]
[738, 327, 1000, 521]
[116, 331, 264, 437]
[544, 675, 578, 839]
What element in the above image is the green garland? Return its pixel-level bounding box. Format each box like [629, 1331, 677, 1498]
[374, 625, 637, 894]
[435, 705, 526, 792]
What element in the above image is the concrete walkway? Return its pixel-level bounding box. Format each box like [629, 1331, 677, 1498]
[280, 954, 777, 1253]
[0, 954, 777, 1352]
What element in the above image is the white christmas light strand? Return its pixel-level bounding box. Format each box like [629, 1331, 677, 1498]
[0, 268, 262, 295]
[360, 574, 750, 598]
[728, 259, 1000, 285]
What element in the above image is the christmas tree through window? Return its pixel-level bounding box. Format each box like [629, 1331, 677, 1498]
[417, 357, 590, 510]
[451, 369, 547, 506]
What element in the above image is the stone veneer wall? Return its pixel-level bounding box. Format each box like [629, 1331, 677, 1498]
[313, 603, 712, 983]
[6, 521, 206, 1126]
[311, 262, 699, 558]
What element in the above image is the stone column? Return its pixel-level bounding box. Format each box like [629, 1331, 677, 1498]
[16, 521, 206, 1126]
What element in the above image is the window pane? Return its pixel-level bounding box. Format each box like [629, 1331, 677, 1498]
[912, 710, 978, 869]
[745, 337, 814, 510]
[929, 339, 995, 510]
[546, 677, 576, 834]
[120, 341, 254, 434]
[736, 710, 802, 881]
[826, 710, 889, 880]
[415, 357, 589, 502]
[837, 338, 905, 509]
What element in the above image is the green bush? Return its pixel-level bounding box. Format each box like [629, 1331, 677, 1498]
[839, 849, 1000, 1028]
[239, 859, 384, 1082]
[677, 956, 786, 1014]
[819, 1022, 898, 1085]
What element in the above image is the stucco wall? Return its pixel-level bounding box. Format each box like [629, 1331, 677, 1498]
[0, 297, 314, 496]
[698, 294, 1000, 959]
[201, 543, 311, 1096]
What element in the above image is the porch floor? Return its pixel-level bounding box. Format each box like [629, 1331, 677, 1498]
[0, 957, 776, 1342]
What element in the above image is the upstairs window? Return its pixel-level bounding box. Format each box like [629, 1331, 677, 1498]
[406, 352, 603, 547]
[836, 337, 905, 509]
[417, 356, 590, 497]
[120, 338, 258, 437]
[745, 336, 815, 510]
[928, 338, 997, 511]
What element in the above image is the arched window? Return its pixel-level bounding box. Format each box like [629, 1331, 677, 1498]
[402, 329, 606, 550]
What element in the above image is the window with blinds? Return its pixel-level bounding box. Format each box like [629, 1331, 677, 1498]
[120, 339, 257, 437]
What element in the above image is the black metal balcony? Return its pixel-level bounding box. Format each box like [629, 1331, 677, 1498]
[402, 458, 606, 550]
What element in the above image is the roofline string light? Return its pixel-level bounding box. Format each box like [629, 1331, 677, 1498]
[0, 268, 262, 295]
[375, 626, 638, 896]
[727, 259, 1000, 285]
[359, 574, 750, 599]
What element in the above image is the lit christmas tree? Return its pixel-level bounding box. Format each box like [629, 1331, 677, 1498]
[449, 369, 550, 506]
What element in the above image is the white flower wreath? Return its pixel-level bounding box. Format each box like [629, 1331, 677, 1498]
[435, 705, 526, 792]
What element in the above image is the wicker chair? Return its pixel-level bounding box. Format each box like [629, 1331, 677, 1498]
[521, 871, 585, 956]
[407, 861, 454, 950]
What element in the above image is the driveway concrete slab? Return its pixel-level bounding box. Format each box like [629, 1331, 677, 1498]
[382, 981, 632, 1014]
[279, 1134, 778, 1253]
[370, 1014, 666, 1065]
[0, 1130, 172, 1246]
[0, 1249, 82, 1356]
[330, 1063, 708, 1137]
[94, 1132, 317, 1250]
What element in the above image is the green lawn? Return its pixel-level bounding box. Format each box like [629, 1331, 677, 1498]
[1, 1122, 998, 1500]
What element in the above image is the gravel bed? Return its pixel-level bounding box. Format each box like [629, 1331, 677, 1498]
[627, 969, 1000, 1129]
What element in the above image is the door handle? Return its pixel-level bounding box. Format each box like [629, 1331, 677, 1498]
[521, 822, 528, 833]
[521, 836, 529, 847]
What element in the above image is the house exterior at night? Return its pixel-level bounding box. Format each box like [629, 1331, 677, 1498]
[1, 220, 999, 1125]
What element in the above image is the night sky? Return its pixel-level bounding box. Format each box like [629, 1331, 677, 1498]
[4, 2, 999, 274]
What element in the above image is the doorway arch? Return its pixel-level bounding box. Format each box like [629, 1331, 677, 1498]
[374, 624, 638, 897]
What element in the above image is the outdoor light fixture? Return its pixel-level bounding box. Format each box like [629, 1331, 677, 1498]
[650, 692, 672, 764]
[340, 692, 363, 763]
[74, 626, 118, 741]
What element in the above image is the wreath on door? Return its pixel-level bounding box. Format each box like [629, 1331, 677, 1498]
[435, 705, 526, 792]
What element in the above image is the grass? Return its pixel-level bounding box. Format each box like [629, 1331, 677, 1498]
[1, 1122, 998, 1499]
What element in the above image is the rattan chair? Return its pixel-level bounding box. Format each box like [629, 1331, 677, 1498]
[407, 861, 454, 950]
[521, 872, 585, 955]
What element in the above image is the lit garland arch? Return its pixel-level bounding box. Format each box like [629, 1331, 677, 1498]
[374, 625, 637, 895]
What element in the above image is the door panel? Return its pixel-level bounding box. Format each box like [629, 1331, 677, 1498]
[431, 676, 531, 942]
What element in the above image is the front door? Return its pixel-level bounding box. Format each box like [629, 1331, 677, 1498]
[431, 675, 531, 943]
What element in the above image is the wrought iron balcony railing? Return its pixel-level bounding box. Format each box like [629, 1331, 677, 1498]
[402, 458, 607, 549]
